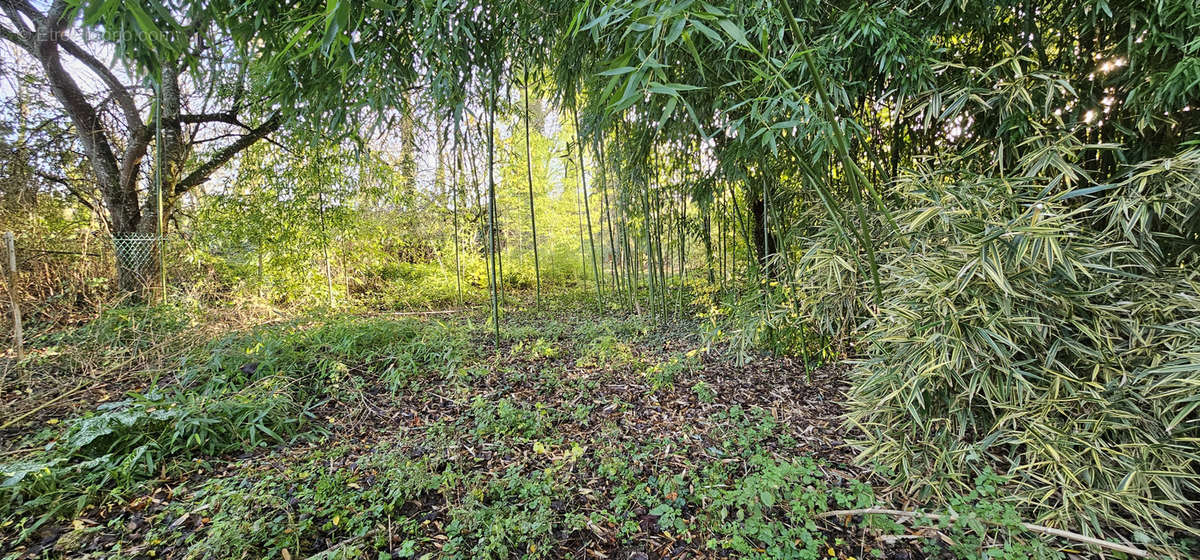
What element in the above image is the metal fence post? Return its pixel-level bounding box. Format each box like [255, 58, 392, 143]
[4, 232, 23, 360]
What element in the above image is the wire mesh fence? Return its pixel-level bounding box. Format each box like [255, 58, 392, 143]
[112, 232, 162, 286]
[1, 231, 171, 343]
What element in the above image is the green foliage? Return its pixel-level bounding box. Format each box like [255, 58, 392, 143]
[643, 352, 697, 391]
[35, 0, 1200, 552]
[38, 300, 197, 353]
[595, 433, 875, 559]
[576, 316, 652, 342]
[149, 444, 445, 559]
[510, 337, 560, 360]
[0, 315, 466, 543]
[848, 151, 1200, 540]
[470, 397, 555, 440]
[575, 335, 641, 371]
[916, 471, 1063, 560]
[699, 454, 872, 559]
[443, 466, 560, 559]
[197, 315, 468, 392]
[0, 382, 308, 542]
[66, 385, 301, 466]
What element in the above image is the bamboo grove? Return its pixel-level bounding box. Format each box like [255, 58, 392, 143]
[23, 0, 1200, 552]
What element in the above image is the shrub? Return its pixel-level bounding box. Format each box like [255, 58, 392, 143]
[847, 150, 1200, 543]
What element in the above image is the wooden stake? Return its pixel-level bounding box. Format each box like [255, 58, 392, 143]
[5, 232, 23, 360]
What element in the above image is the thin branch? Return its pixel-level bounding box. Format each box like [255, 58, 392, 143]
[180, 112, 244, 126]
[0, 0, 34, 42]
[0, 22, 29, 48]
[58, 37, 142, 132]
[191, 132, 243, 145]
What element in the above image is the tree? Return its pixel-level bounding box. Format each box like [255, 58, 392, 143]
[0, 0, 280, 292]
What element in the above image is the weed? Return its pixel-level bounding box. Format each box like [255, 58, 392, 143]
[0, 315, 466, 544]
[444, 466, 560, 559]
[643, 352, 698, 391]
[0, 381, 310, 541]
[510, 337, 560, 360]
[691, 380, 715, 403]
[575, 316, 652, 343]
[575, 335, 641, 371]
[148, 442, 446, 559]
[913, 471, 1063, 560]
[197, 315, 468, 392]
[698, 454, 874, 558]
[501, 324, 541, 342]
[470, 397, 555, 440]
[39, 300, 198, 352]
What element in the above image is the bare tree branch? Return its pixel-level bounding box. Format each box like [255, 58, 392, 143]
[0, 0, 34, 43]
[58, 37, 143, 134]
[175, 112, 282, 194]
[0, 23, 29, 48]
[33, 170, 107, 229]
[31, 0, 139, 233]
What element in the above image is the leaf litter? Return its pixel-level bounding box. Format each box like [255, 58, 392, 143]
[3, 305, 922, 560]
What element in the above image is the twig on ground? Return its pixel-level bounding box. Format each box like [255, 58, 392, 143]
[374, 308, 474, 317]
[0, 379, 86, 430]
[301, 529, 378, 560]
[817, 508, 1149, 558]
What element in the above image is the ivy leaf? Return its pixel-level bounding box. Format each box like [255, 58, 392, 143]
[649, 503, 674, 517]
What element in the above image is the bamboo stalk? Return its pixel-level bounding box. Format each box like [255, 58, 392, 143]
[573, 106, 603, 309]
[597, 136, 622, 299]
[486, 83, 500, 346]
[452, 125, 464, 307]
[154, 85, 166, 301]
[318, 189, 334, 308]
[522, 66, 542, 309]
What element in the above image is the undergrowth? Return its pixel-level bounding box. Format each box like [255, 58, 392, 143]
[2, 295, 1179, 559]
[0, 314, 467, 544]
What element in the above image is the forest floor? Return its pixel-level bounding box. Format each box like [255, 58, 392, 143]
[1, 295, 927, 560]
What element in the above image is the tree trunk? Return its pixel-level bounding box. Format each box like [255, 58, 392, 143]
[5, 2, 280, 297]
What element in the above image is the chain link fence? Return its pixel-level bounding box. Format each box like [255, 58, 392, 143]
[112, 232, 162, 286]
